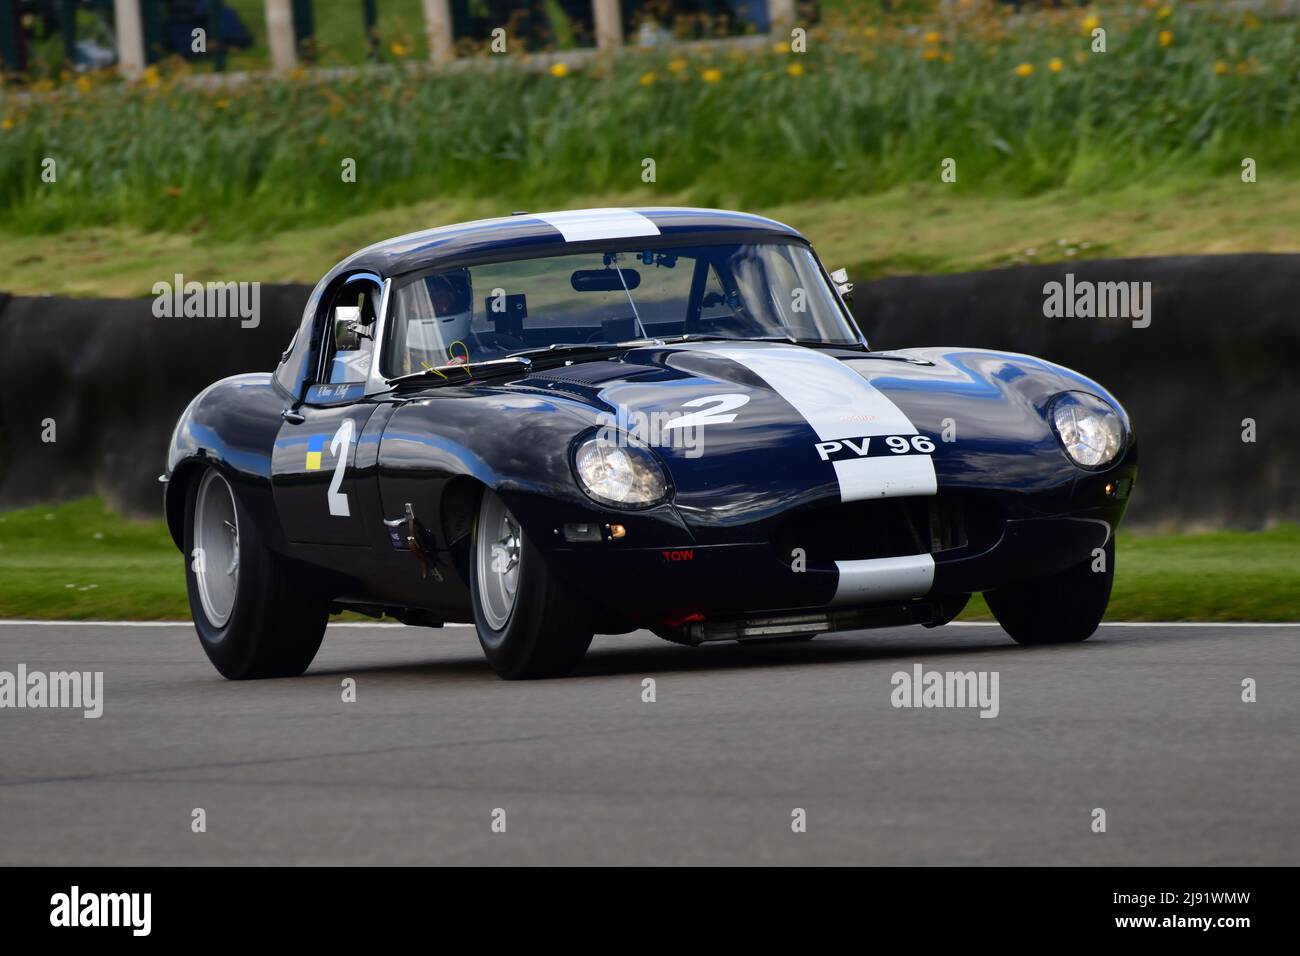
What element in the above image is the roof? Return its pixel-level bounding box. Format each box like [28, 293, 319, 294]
[332, 207, 806, 281]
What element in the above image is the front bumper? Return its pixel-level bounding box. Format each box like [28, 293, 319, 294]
[542, 507, 1117, 624]
[508, 447, 1137, 631]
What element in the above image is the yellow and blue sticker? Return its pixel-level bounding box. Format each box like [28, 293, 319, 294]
[305, 434, 326, 471]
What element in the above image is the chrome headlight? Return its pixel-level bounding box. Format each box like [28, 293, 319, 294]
[1050, 391, 1125, 469]
[572, 434, 668, 508]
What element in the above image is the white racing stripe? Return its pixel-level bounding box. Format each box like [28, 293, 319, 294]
[700, 345, 938, 502]
[697, 344, 940, 604]
[533, 208, 660, 243]
[832, 554, 936, 606]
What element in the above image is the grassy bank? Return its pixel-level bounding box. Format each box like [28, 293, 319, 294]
[3, 6, 1297, 239]
[3, 174, 1297, 298]
[1, 499, 1296, 622]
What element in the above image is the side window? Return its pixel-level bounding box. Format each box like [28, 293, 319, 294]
[319, 278, 380, 385]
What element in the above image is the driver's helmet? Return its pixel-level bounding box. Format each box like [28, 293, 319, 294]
[427, 269, 474, 359]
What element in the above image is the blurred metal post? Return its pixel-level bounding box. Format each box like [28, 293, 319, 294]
[0, 1, 24, 74]
[421, 0, 455, 66]
[208, 0, 227, 71]
[266, 0, 298, 73]
[593, 0, 622, 53]
[769, 0, 795, 38]
[362, 0, 379, 62]
[292, 0, 316, 63]
[61, 0, 78, 66]
[113, 0, 146, 78]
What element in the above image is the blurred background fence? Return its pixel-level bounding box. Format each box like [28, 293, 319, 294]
[3, 0, 811, 78]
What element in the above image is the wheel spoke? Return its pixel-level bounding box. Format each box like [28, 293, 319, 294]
[194, 471, 239, 628]
[477, 492, 523, 630]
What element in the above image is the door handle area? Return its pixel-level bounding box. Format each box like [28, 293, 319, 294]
[281, 409, 306, 424]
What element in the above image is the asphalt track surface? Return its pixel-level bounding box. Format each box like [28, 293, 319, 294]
[1, 621, 1296, 866]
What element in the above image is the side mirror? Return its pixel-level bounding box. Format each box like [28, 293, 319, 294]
[830, 268, 854, 302]
[333, 305, 364, 350]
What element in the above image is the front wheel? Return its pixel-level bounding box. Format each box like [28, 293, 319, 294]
[184, 467, 328, 679]
[470, 490, 594, 679]
[984, 538, 1114, 645]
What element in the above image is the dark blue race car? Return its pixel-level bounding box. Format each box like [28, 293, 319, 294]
[164, 208, 1137, 680]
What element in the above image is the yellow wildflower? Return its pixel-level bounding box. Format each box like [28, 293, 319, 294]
[549, 62, 569, 78]
[1049, 57, 1064, 73]
[1014, 62, 1034, 77]
[701, 67, 722, 83]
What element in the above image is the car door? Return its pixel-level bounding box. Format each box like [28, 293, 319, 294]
[272, 273, 383, 546]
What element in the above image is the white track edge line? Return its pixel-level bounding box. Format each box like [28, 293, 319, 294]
[0, 620, 1295, 628]
[0, 620, 475, 628]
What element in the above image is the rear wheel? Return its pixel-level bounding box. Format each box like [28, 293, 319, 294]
[470, 489, 594, 679]
[984, 539, 1114, 645]
[184, 467, 328, 679]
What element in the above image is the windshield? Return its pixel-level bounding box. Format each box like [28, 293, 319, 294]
[382, 241, 859, 376]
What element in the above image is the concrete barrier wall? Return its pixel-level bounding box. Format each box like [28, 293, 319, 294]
[853, 254, 1300, 529]
[1, 254, 1296, 527]
[0, 285, 313, 516]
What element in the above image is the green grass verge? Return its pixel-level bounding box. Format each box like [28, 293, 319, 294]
[3, 175, 1297, 298]
[4, 6, 1297, 238]
[0, 498, 186, 621]
[962, 524, 1300, 622]
[1, 499, 1296, 622]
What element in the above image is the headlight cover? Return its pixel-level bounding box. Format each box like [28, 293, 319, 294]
[1050, 391, 1125, 469]
[572, 434, 668, 508]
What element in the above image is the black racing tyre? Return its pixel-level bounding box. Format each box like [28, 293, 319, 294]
[470, 489, 594, 679]
[184, 467, 329, 679]
[984, 538, 1114, 646]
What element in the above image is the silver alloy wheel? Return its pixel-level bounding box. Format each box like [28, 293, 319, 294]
[194, 469, 240, 628]
[475, 490, 522, 631]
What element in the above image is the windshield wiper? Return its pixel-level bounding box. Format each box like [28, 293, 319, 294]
[386, 355, 533, 387]
[743, 334, 867, 349]
[506, 340, 660, 360]
[657, 333, 864, 349]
